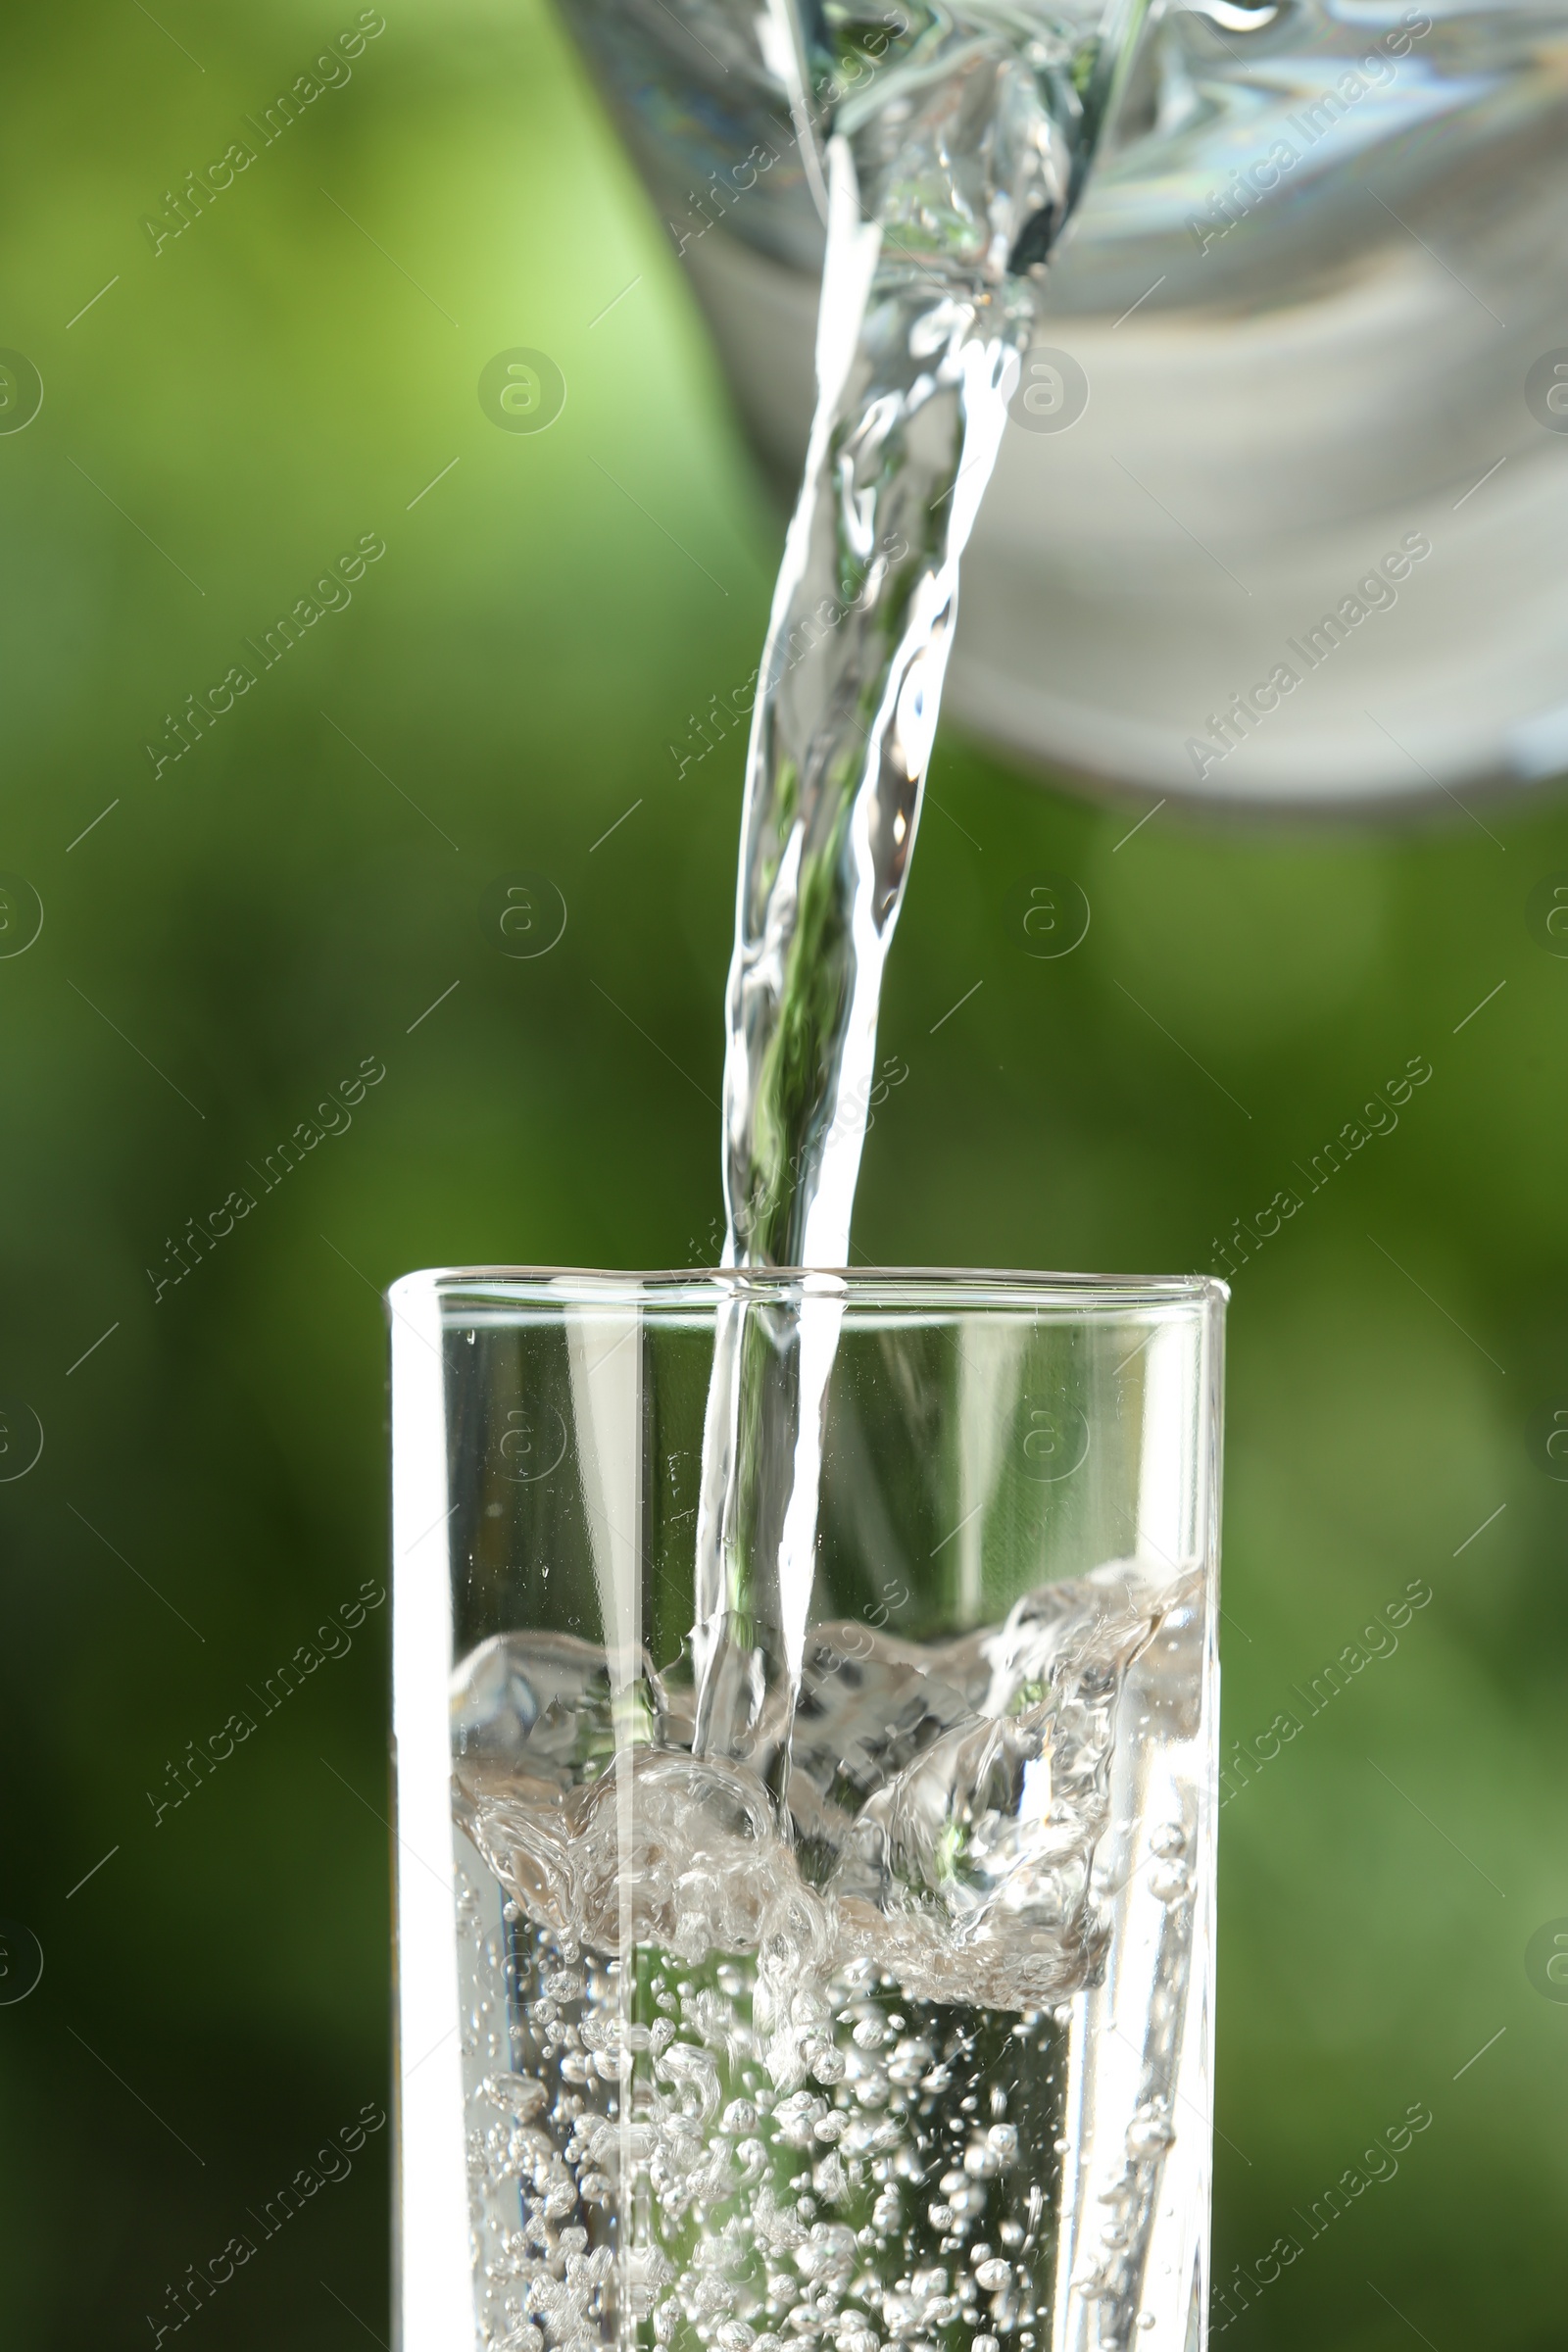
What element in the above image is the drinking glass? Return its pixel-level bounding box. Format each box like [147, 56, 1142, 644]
[388, 1267, 1225, 2351]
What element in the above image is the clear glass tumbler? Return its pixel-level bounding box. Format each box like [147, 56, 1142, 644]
[388, 1268, 1225, 2352]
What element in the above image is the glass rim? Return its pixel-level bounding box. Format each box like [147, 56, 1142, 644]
[387, 1262, 1229, 1314]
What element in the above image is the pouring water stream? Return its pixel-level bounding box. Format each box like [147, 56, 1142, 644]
[693, 0, 1148, 1792]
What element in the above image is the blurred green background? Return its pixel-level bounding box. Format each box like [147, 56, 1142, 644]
[2, 1, 1565, 2344]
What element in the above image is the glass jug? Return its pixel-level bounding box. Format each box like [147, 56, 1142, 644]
[559, 0, 1568, 807]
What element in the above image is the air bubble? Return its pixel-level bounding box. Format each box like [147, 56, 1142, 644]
[455, 1560, 1197, 2347]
